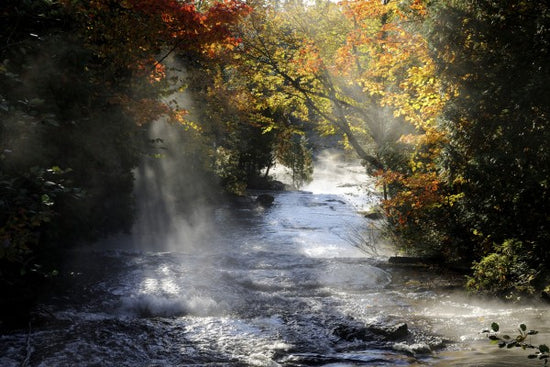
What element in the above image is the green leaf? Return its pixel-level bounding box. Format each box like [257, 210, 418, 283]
[28, 98, 45, 107]
[540, 345, 550, 354]
[491, 322, 499, 332]
[41, 194, 54, 206]
[520, 324, 527, 332]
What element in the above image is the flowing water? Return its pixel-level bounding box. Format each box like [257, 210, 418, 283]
[2, 152, 550, 366]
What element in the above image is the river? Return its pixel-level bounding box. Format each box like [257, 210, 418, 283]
[1, 151, 550, 366]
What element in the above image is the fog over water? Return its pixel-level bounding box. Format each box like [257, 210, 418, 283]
[130, 120, 217, 253]
[1, 129, 550, 366]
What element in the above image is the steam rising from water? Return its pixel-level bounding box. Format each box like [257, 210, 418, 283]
[115, 64, 225, 317]
[131, 120, 215, 252]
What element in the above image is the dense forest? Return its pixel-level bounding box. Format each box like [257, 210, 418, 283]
[1, 0, 549, 328]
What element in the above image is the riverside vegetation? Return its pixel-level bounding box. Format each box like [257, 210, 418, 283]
[486, 322, 550, 365]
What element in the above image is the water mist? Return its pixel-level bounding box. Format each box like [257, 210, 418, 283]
[131, 119, 216, 253]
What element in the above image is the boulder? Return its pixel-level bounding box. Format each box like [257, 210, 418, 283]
[393, 342, 432, 355]
[256, 194, 275, 207]
[367, 321, 409, 340]
[269, 180, 286, 191]
[332, 324, 370, 341]
[333, 320, 408, 342]
[248, 177, 286, 191]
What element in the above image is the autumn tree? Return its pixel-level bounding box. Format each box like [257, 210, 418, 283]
[183, 1, 317, 193]
[334, 0, 457, 257]
[230, 0, 391, 172]
[229, 0, 453, 182]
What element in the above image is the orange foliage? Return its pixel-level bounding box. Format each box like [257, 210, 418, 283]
[62, 0, 249, 126]
[293, 42, 324, 74]
[65, 0, 250, 73]
[336, 0, 452, 226]
[110, 95, 170, 126]
[377, 169, 443, 227]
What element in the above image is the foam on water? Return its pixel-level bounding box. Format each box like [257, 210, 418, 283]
[119, 293, 223, 317]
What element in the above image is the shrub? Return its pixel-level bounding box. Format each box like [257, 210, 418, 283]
[467, 239, 537, 298]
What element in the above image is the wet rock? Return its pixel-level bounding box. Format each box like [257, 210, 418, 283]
[269, 180, 286, 191]
[393, 342, 432, 355]
[256, 194, 275, 207]
[368, 321, 409, 340]
[388, 256, 441, 265]
[424, 336, 447, 350]
[332, 324, 371, 341]
[333, 320, 409, 342]
[363, 210, 384, 220]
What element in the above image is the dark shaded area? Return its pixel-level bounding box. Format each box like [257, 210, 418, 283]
[0, 1, 146, 328]
[430, 1, 550, 296]
[383, 0, 550, 297]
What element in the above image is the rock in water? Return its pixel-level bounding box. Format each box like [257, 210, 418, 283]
[368, 321, 409, 340]
[393, 342, 432, 355]
[256, 194, 274, 207]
